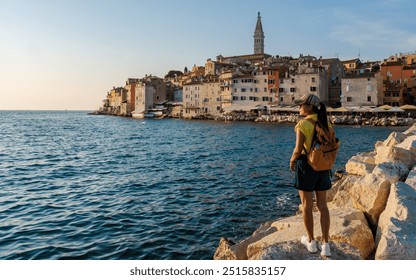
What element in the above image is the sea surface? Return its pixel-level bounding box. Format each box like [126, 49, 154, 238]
[0, 111, 407, 260]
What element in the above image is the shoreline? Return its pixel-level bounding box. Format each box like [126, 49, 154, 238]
[90, 110, 415, 127]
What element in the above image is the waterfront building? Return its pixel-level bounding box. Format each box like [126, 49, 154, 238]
[173, 87, 183, 103]
[219, 70, 234, 110]
[201, 75, 221, 115]
[121, 78, 141, 116]
[320, 58, 345, 107]
[380, 55, 416, 106]
[278, 60, 328, 106]
[105, 87, 125, 115]
[341, 72, 383, 107]
[182, 81, 202, 118]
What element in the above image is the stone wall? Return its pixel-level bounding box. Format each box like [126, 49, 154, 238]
[214, 124, 416, 260]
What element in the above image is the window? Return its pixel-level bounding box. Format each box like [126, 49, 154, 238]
[233, 96, 239, 101]
[264, 79, 267, 83]
[279, 88, 284, 93]
[312, 77, 316, 83]
[280, 97, 284, 102]
[346, 85, 350, 92]
[234, 88, 237, 92]
[241, 88, 246, 92]
[262, 97, 269, 101]
[249, 96, 253, 100]
[393, 92, 399, 97]
[255, 88, 258, 92]
[290, 88, 296, 92]
[268, 80, 275, 84]
[367, 96, 371, 102]
[310, 87, 317, 92]
[291, 78, 295, 83]
[385, 92, 391, 97]
[264, 88, 267, 92]
[233, 79, 238, 83]
[241, 96, 247, 100]
[347, 97, 352, 102]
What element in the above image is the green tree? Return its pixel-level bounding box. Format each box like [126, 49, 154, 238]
[164, 70, 184, 79]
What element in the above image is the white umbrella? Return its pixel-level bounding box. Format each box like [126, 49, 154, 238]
[388, 107, 405, 113]
[370, 107, 387, 113]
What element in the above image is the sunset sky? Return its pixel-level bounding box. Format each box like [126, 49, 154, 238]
[1, 0, 415, 110]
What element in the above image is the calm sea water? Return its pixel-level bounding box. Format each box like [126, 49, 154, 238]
[0, 111, 407, 260]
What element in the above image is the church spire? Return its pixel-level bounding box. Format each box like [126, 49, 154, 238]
[253, 12, 265, 54]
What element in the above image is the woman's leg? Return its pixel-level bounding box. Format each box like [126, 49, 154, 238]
[315, 190, 330, 243]
[298, 190, 314, 241]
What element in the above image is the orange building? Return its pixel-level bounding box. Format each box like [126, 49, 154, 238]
[380, 59, 416, 106]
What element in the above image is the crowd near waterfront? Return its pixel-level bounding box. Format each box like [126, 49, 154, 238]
[0, 110, 410, 260]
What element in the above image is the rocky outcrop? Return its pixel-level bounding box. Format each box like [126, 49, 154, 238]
[214, 124, 416, 260]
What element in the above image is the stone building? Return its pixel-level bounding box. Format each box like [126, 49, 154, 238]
[279, 62, 328, 106]
[182, 81, 202, 118]
[320, 58, 345, 107]
[341, 72, 383, 107]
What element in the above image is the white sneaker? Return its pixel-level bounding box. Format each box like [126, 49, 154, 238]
[321, 242, 331, 257]
[301, 236, 318, 253]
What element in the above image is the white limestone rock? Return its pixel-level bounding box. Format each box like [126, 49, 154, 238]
[403, 124, 416, 136]
[345, 152, 376, 176]
[372, 162, 410, 184]
[257, 240, 361, 260]
[347, 173, 391, 227]
[246, 208, 374, 260]
[382, 132, 407, 147]
[213, 237, 237, 260]
[375, 182, 416, 259]
[404, 166, 416, 189]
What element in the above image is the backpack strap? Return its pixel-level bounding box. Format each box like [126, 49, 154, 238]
[303, 118, 317, 154]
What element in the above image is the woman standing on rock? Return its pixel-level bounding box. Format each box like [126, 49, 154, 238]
[289, 93, 332, 257]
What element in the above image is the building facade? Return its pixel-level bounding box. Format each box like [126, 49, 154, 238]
[341, 72, 383, 107]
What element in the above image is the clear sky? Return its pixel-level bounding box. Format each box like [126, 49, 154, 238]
[1, 0, 415, 110]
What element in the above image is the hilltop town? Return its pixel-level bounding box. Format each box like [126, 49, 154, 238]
[95, 13, 416, 121]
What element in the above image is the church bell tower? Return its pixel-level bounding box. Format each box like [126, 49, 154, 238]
[253, 12, 265, 54]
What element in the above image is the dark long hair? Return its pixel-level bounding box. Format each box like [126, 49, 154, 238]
[312, 102, 329, 132]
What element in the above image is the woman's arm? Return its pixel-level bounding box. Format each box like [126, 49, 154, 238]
[290, 128, 306, 171]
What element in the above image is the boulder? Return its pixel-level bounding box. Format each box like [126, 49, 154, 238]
[375, 182, 416, 259]
[404, 167, 416, 188]
[403, 124, 416, 136]
[328, 175, 358, 209]
[346, 173, 391, 228]
[246, 208, 373, 260]
[382, 132, 407, 147]
[375, 135, 416, 167]
[213, 238, 237, 260]
[345, 152, 376, 176]
[227, 222, 277, 260]
[372, 162, 410, 184]
[256, 240, 361, 260]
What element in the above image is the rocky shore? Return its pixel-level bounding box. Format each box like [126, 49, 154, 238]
[91, 108, 415, 126]
[214, 124, 416, 260]
[215, 112, 415, 126]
